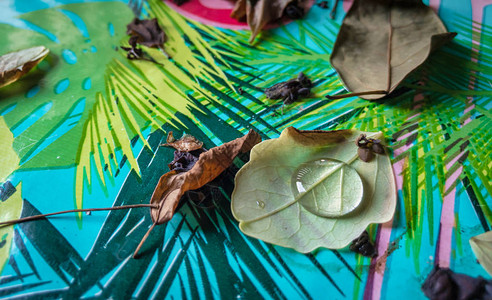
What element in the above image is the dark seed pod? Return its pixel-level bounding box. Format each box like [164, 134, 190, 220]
[372, 142, 385, 154]
[284, 3, 305, 20]
[298, 87, 311, 97]
[350, 231, 378, 257]
[358, 147, 373, 162]
[356, 134, 368, 147]
[298, 72, 313, 88]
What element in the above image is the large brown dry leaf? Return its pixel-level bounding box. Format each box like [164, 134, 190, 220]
[150, 130, 261, 224]
[330, 0, 456, 100]
[0, 46, 49, 88]
[231, 0, 310, 43]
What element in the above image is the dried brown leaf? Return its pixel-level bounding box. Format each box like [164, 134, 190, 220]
[162, 131, 204, 152]
[330, 0, 456, 99]
[230, 0, 247, 20]
[0, 46, 49, 88]
[126, 18, 166, 48]
[150, 130, 261, 224]
[231, 0, 310, 43]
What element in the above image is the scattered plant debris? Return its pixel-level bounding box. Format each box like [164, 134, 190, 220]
[350, 230, 378, 257]
[230, 0, 311, 43]
[265, 72, 313, 105]
[422, 266, 492, 300]
[356, 134, 385, 162]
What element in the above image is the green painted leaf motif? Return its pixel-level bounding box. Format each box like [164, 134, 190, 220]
[0, 117, 20, 182]
[0, 183, 22, 274]
[470, 231, 492, 276]
[0, 2, 134, 169]
[231, 127, 397, 253]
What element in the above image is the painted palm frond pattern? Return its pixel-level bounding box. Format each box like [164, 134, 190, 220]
[0, 0, 491, 298]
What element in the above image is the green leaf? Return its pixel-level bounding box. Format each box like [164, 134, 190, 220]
[470, 231, 492, 276]
[330, 0, 456, 99]
[231, 127, 397, 253]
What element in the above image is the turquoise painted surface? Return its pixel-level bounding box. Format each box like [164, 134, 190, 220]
[0, 0, 491, 299]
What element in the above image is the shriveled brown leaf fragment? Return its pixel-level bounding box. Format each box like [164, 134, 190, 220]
[162, 131, 204, 152]
[0, 46, 49, 88]
[126, 18, 166, 48]
[231, 0, 310, 43]
[150, 130, 261, 224]
[230, 0, 247, 21]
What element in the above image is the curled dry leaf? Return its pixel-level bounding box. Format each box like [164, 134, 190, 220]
[422, 266, 492, 300]
[231, 127, 397, 252]
[150, 130, 261, 225]
[230, 0, 311, 43]
[330, 0, 456, 100]
[126, 18, 166, 48]
[470, 231, 492, 276]
[162, 131, 204, 152]
[0, 46, 49, 88]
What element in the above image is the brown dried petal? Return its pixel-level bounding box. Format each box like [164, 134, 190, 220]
[163, 131, 204, 152]
[231, 0, 309, 42]
[230, 0, 247, 21]
[372, 142, 385, 154]
[150, 130, 261, 224]
[358, 147, 373, 162]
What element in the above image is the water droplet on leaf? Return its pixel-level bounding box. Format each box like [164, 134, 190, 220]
[256, 200, 265, 209]
[291, 158, 364, 217]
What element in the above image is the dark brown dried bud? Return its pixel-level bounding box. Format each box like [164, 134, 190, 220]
[284, 2, 305, 20]
[358, 147, 373, 162]
[350, 231, 377, 257]
[372, 142, 385, 154]
[356, 134, 369, 148]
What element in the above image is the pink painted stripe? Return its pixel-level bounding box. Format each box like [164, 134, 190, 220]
[428, 0, 441, 13]
[438, 187, 459, 268]
[364, 100, 417, 299]
[371, 220, 394, 300]
[445, 166, 463, 192]
[445, 151, 466, 171]
[464, 105, 476, 114]
[436, 0, 492, 268]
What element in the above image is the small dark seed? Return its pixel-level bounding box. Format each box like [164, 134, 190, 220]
[358, 147, 373, 162]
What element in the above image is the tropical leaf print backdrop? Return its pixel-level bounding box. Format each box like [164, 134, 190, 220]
[0, 0, 491, 298]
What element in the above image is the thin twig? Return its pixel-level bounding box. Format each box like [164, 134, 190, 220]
[326, 90, 387, 100]
[133, 222, 157, 259]
[330, 0, 339, 19]
[0, 204, 159, 227]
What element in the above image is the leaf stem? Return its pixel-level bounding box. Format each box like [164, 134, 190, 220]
[325, 90, 387, 100]
[133, 222, 157, 259]
[0, 204, 159, 227]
